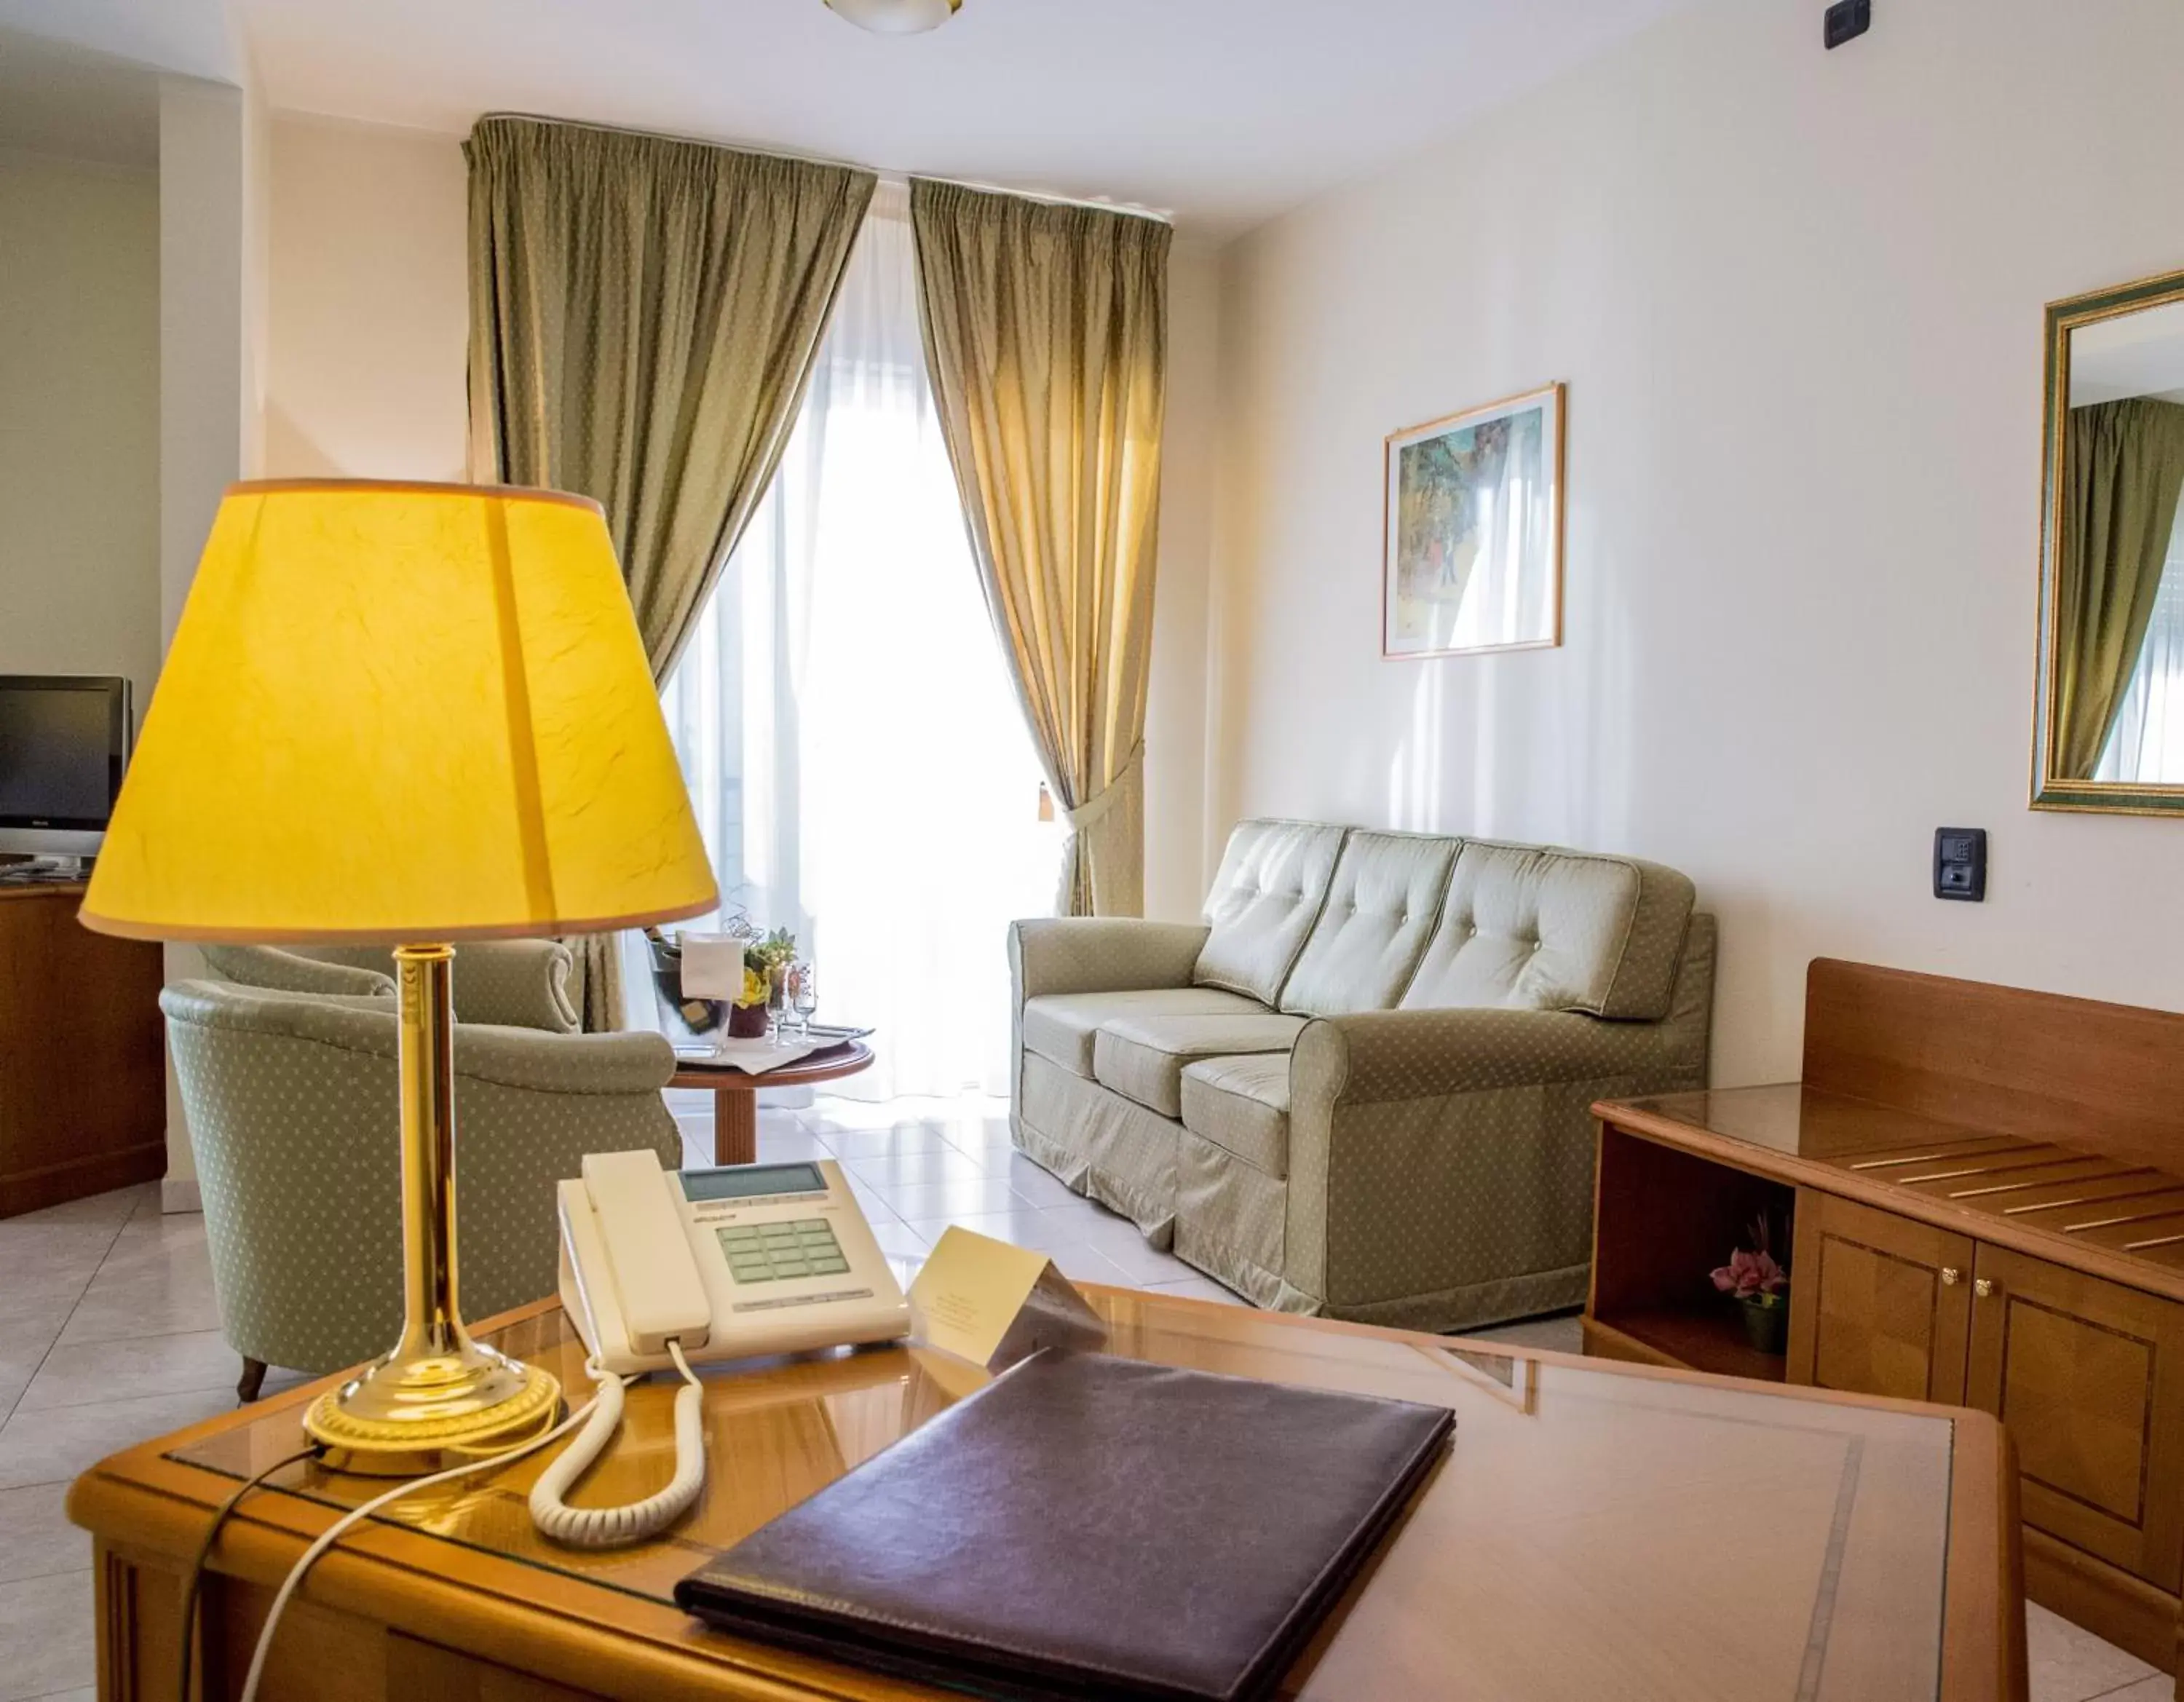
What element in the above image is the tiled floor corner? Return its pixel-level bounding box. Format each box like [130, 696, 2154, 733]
[0, 1092, 2167, 1701]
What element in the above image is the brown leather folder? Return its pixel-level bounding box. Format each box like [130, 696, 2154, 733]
[676, 1350, 1453, 1702]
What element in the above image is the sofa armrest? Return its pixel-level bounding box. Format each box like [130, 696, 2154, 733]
[1008, 917, 1211, 1000]
[1294, 1007, 1678, 1108]
[1280, 1006, 1703, 1326]
[448, 939, 580, 1033]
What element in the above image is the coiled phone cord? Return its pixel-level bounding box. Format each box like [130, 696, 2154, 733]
[529, 1338, 707, 1549]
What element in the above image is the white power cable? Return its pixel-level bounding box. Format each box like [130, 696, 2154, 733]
[529, 1338, 707, 1548]
[237, 1372, 612, 1702]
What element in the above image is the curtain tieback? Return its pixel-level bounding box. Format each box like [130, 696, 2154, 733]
[1060, 743, 1144, 834]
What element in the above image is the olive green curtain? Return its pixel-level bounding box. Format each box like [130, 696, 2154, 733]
[2056, 397, 2184, 778]
[465, 116, 874, 1026]
[909, 179, 1169, 918]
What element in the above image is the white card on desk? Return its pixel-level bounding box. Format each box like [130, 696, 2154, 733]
[909, 1227, 1104, 1371]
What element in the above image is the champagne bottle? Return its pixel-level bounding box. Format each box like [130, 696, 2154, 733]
[643, 926, 716, 1030]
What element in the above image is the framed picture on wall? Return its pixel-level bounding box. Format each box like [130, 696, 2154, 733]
[1382, 381, 1565, 659]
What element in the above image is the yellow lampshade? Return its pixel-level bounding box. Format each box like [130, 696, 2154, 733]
[81, 478, 718, 943]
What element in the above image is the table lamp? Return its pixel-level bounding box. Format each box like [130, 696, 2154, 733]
[80, 479, 718, 1472]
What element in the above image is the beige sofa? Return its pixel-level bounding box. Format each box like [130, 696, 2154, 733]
[1009, 820, 1714, 1332]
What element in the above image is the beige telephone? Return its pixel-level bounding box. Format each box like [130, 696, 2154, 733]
[534, 1150, 909, 1547]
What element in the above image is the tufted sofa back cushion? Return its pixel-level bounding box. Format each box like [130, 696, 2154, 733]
[1399, 840, 1696, 1019]
[1192, 820, 1348, 1005]
[1277, 831, 1461, 1016]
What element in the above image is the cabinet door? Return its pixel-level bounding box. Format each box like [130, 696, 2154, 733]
[1966, 1244, 2184, 1591]
[1787, 1190, 1974, 1404]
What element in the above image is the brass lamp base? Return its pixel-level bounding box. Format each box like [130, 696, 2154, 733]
[304, 1343, 561, 1476]
[306, 943, 562, 1476]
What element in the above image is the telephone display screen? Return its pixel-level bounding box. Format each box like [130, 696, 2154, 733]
[679, 1163, 826, 1202]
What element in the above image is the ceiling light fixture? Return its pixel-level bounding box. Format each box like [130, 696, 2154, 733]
[824, 0, 961, 33]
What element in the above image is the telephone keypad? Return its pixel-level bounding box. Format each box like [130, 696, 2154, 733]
[716, 1217, 852, 1284]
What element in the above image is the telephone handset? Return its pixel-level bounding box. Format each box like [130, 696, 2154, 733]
[533, 1150, 910, 1548]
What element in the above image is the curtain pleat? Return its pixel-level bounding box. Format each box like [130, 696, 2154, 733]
[465, 116, 874, 1026]
[909, 178, 1169, 917]
[2057, 396, 2184, 778]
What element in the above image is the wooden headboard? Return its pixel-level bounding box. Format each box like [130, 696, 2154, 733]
[1803, 959, 2184, 1170]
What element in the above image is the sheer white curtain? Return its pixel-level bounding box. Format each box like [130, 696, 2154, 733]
[652, 182, 1061, 1099]
[2096, 500, 2184, 785]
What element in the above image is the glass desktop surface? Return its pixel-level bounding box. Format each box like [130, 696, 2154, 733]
[171, 1291, 1955, 1701]
[1611, 1081, 2038, 1165]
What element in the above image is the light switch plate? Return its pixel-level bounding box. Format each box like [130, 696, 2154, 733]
[1934, 828, 1986, 902]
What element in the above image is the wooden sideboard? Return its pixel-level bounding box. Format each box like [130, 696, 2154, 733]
[0, 882, 165, 1216]
[1591, 958, 2184, 1671]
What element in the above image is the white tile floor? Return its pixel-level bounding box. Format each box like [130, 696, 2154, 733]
[0, 1091, 2167, 1701]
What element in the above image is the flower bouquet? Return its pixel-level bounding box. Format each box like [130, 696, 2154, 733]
[727, 927, 797, 1037]
[1711, 1214, 1791, 1355]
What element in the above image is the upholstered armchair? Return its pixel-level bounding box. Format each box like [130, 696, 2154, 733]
[201, 939, 582, 1033]
[162, 975, 681, 1396]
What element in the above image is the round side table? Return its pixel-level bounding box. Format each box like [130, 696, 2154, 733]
[669, 1040, 875, 1166]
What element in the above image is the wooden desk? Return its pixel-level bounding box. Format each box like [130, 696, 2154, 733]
[670, 1041, 874, 1165]
[0, 881, 165, 1216]
[69, 1288, 2023, 1701]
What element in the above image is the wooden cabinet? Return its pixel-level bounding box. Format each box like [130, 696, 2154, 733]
[1789, 1191, 1974, 1405]
[1966, 1246, 2184, 1594]
[1591, 957, 2184, 1671]
[0, 883, 165, 1215]
[1792, 1203, 2184, 1595]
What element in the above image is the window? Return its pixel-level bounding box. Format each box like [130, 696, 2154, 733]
[654, 184, 1060, 1098]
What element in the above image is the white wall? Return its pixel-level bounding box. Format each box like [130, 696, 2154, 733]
[1142, 235, 1221, 921]
[0, 151, 161, 697]
[265, 114, 469, 480]
[1209, 0, 2184, 1086]
[157, 73, 261, 1200]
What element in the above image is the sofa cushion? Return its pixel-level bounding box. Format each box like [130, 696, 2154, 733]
[1093, 1012, 1307, 1119]
[1179, 1054, 1291, 1178]
[1400, 841, 1696, 1019]
[1192, 820, 1347, 1004]
[1021, 987, 1265, 1080]
[1278, 831, 1460, 1017]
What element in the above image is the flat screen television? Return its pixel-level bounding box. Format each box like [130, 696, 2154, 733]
[0, 675, 132, 869]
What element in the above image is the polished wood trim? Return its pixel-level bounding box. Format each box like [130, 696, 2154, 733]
[0, 880, 90, 902]
[1804, 959, 2184, 1166]
[1946, 1423, 2030, 1702]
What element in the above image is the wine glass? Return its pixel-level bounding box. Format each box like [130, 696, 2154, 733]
[791, 961, 819, 1039]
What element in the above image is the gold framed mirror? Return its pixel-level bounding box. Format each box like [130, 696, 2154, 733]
[2033, 266, 2184, 814]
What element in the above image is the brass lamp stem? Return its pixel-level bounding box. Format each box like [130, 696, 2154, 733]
[396, 944, 464, 1362]
[304, 944, 560, 1473]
